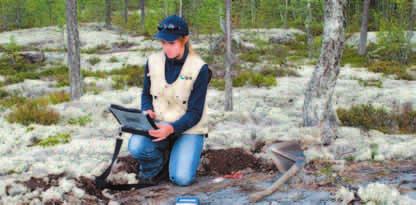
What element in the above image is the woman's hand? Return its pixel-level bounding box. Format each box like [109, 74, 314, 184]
[149, 123, 175, 142]
[145, 109, 156, 119]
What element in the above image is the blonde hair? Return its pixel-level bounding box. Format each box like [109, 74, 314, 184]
[178, 36, 196, 55]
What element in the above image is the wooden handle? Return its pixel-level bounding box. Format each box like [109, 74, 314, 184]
[249, 164, 300, 203]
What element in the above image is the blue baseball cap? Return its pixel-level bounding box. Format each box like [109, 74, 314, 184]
[153, 15, 189, 42]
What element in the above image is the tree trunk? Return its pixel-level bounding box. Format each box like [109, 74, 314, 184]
[358, 0, 370, 55]
[66, 0, 82, 100]
[164, 0, 168, 17]
[140, 0, 145, 33]
[47, 0, 53, 25]
[303, 0, 346, 146]
[404, 0, 416, 64]
[105, 0, 112, 29]
[224, 0, 233, 111]
[250, 0, 256, 26]
[305, 0, 313, 59]
[179, 0, 182, 17]
[123, 0, 128, 23]
[284, 0, 288, 28]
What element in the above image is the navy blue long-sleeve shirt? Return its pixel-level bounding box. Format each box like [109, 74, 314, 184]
[141, 44, 211, 135]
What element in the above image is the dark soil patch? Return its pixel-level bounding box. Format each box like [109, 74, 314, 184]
[250, 140, 266, 154]
[198, 147, 277, 176]
[44, 199, 64, 205]
[20, 172, 66, 192]
[74, 176, 109, 203]
[114, 155, 138, 174]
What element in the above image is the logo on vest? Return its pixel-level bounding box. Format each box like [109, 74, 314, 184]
[179, 75, 192, 80]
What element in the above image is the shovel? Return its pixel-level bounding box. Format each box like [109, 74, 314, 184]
[249, 140, 305, 202]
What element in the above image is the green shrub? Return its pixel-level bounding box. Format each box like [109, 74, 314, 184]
[367, 60, 413, 80]
[233, 70, 277, 88]
[45, 91, 70, 104]
[250, 73, 277, 87]
[6, 99, 60, 125]
[337, 104, 391, 132]
[108, 56, 119, 63]
[239, 51, 261, 63]
[233, 71, 252, 87]
[68, 115, 92, 126]
[110, 65, 145, 88]
[341, 47, 368, 67]
[34, 133, 71, 147]
[83, 83, 103, 94]
[260, 66, 300, 77]
[357, 79, 383, 88]
[82, 44, 110, 54]
[87, 56, 101, 65]
[210, 79, 225, 90]
[337, 103, 416, 134]
[0, 95, 27, 108]
[0, 89, 9, 99]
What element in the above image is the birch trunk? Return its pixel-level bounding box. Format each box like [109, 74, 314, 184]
[303, 0, 346, 145]
[224, 0, 233, 111]
[358, 0, 370, 55]
[66, 0, 82, 100]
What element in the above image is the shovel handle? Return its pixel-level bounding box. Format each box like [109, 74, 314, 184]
[249, 164, 300, 203]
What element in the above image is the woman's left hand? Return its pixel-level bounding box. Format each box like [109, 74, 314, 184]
[149, 123, 175, 142]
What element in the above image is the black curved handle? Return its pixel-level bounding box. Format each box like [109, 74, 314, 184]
[145, 114, 158, 129]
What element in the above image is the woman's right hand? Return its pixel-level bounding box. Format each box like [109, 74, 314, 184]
[145, 109, 156, 119]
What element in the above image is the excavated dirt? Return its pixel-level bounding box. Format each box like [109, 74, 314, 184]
[198, 147, 277, 176]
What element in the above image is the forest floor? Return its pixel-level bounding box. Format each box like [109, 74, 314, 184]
[0, 23, 415, 204]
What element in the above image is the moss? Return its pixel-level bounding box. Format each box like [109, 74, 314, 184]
[34, 133, 71, 147]
[68, 115, 92, 126]
[87, 56, 101, 65]
[319, 163, 334, 176]
[6, 99, 60, 126]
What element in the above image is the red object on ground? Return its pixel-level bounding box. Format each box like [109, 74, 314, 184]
[224, 171, 243, 179]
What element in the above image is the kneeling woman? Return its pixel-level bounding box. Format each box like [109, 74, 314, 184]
[128, 15, 211, 186]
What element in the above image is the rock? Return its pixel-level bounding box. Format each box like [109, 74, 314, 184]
[6, 183, 28, 196]
[269, 32, 298, 44]
[18, 51, 45, 64]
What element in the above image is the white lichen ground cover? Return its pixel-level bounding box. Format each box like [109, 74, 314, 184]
[0, 25, 415, 204]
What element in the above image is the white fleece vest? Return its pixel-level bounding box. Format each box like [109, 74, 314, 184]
[147, 51, 209, 134]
